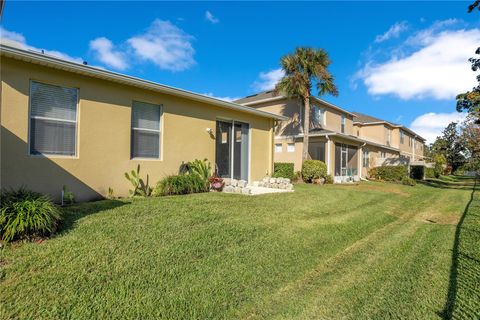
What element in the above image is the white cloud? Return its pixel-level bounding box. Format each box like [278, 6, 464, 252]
[127, 19, 195, 72]
[358, 26, 480, 100]
[375, 21, 408, 43]
[203, 92, 241, 102]
[252, 68, 285, 91]
[89, 37, 128, 70]
[410, 112, 467, 143]
[205, 11, 219, 24]
[0, 27, 83, 63]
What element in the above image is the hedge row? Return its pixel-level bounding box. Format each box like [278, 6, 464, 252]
[273, 163, 295, 180]
[369, 165, 408, 182]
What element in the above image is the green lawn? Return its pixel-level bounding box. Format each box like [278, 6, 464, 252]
[1, 177, 478, 319]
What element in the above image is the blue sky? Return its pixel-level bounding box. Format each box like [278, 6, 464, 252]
[1, 1, 479, 142]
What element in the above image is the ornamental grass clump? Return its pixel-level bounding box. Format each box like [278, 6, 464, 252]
[0, 188, 61, 243]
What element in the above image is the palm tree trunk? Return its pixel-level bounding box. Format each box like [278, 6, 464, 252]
[302, 96, 310, 162]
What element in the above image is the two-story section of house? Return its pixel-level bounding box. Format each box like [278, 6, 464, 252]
[235, 91, 368, 182]
[353, 112, 426, 176]
[235, 91, 426, 183]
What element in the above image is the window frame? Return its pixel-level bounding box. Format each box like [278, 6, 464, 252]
[287, 143, 295, 153]
[130, 100, 163, 160]
[28, 80, 79, 158]
[341, 115, 346, 133]
[400, 130, 404, 144]
[274, 143, 282, 153]
[363, 148, 369, 168]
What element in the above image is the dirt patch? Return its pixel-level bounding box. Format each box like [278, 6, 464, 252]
[415, 211, 460, 225]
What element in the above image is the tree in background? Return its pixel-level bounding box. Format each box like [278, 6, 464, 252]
[460, 115, 480, 170]
[275, 47, 338, 162]
[456, 2, 480, 124]
[430, 122, 466, 172]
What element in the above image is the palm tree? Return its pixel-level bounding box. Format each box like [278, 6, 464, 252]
[275, 47, 338, 162]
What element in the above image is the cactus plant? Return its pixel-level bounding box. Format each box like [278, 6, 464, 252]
[124, 165, 152, 197]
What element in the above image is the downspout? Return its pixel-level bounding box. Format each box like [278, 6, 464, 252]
[326, 135, 331, 175]
[359, 142, 367, 180]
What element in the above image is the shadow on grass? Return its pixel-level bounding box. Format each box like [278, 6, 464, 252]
[58, 199, 128, 235]
[418, 178, 477, 190]
[440, 178, 479, 319]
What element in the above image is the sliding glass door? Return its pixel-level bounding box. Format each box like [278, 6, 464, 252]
[215, 120, 249, 181]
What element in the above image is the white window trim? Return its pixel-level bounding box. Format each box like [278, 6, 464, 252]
[274, 143, 282, 153]
[131, 101, 163, 160]
[28, 80, 79, 158]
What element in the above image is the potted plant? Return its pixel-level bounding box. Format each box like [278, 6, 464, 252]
[208, 175, 224, 191]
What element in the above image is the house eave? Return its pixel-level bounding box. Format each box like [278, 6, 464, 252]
[0, 44, 288, 121]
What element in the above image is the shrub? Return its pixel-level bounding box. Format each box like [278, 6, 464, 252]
[425, 167, 436, 179]
[410, 166, 424, 180]
[154, 174, 209, 196]
[62, 185, 75, 205]
[273, 163, 294, 180]
[185, 159, 211, 181]
[0, 188, 61, 243]
[301, 160, 327, 183]
[401, 176, 417, 186]
[433, 154, 447, 178]
[369, 165, 408, 182]
[325, 174, 334, 184]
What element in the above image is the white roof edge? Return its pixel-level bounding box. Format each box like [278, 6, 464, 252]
[240, 95, 287, 106]
[239, 95, 355, 118]
[0, 44, 287, 121]
[311, 97, 355, 117]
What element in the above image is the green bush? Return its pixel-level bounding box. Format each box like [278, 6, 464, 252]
[401, 176, 417, 186]
[410, 166, 424, 180]
[273, 163, 294, 180]
[154, 174, 209, 196]
[369, 165, 408, 182]
[301, 160, 327, 183]
[0, 188, 61, 243]
[425, 167, 436, 179]
[184, 159, 211, 190]
[325, 175, 334, 184]
[433, 154, 447, 178]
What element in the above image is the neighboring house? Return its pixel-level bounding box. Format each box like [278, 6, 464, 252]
[234, 91, 426, 182]
[0, 44, 285, 201]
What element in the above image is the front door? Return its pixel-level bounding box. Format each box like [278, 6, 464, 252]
[215, 120, 249, 180]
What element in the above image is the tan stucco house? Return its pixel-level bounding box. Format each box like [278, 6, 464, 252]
[234, 91, 426, 182]
[0, 45, 285, 201]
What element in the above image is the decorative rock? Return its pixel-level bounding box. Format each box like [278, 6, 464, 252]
[231, 179, 238, 187]
[286, 184, 294, 190]
[263, 177, 270, 183]
[242, 188, 251, 195]
[269, 178, 277, 184]
[253, 181, 260, 187]
[234, 186, 242, 193]
[223, 178, 231, 186]
[238, 180, 247, 188]
[223, 185, 235, 193]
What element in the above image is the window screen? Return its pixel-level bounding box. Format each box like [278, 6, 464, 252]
[131, 101, 161, 158]
[29, 81, 78, 156]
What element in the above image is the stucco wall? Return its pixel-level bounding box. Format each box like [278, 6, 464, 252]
[1, 57, 274, 201]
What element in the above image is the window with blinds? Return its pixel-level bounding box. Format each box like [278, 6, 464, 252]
[29, 81, 78, 156]
[131, 101, 162, 159]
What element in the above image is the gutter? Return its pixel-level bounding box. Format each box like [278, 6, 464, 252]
[0, 44, 288, 121]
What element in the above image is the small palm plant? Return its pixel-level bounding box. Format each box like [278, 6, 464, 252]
[275, 47, 338, 162]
